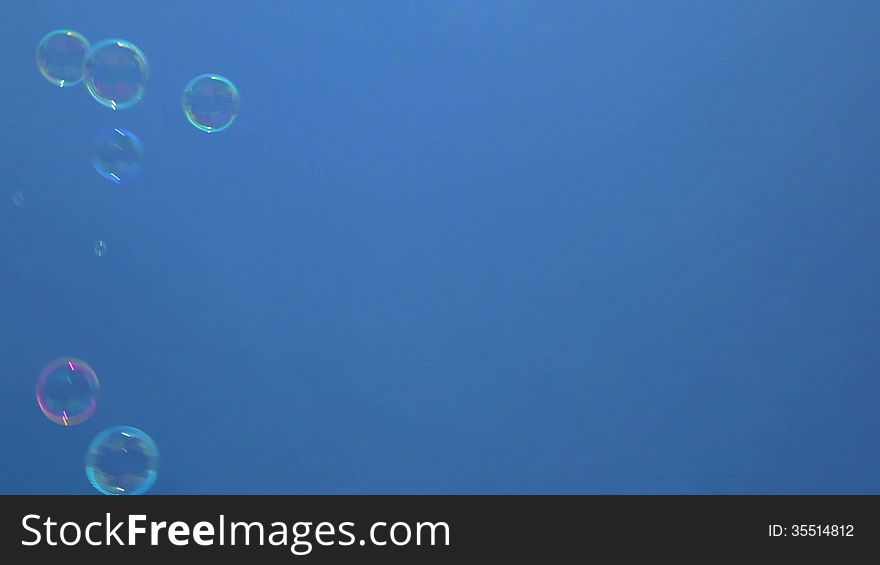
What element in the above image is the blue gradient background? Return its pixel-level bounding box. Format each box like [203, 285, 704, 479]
[1, 1, 878, 494]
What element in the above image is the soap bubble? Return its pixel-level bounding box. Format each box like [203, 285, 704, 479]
[11, 190, 24, 207]
[94, 240, 108, 257]
[82, 39, 149, 110]
[36, 29, 89, 88]
[86, 426, 159, 495]
[182, 74, 240, 133]
[36, 357, 99, 426]
[92, 127, 144, 184]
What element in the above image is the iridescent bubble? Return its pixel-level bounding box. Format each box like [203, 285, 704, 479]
[36, 357, 99, 426]
[94, 240, 108, 256]
[11, 190, 24, 208]
[36, 30, 90, 88]
[82, 39, 149, 110]
[92, 127, 144, 184]
[86, 426, 159, 495]
[182, 74, 240, 133]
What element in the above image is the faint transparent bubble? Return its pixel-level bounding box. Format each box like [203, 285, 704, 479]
[36, 357, 100, 426]
[11, 190, 24, 207]
[94, 240, 108, 257]
[92, 127, 144, 184]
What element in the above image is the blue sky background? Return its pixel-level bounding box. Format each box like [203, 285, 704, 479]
[1, 1, 878, 493]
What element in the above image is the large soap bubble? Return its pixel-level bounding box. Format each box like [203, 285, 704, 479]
[86, 426, 159, 495]
[182, 74, 240, 133]
[36, 29, 90, 88]
[36, 357, 99, 426]
[82, 39, 150, 110]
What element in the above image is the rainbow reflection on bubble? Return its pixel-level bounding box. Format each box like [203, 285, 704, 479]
[36, 357, 99, 426]
[36, 29, 90, 88]
[182, 74, 240, 133]
[82, 39, 150, 110]
[86, 426, 159, 495]
[92, 127, 144, 184]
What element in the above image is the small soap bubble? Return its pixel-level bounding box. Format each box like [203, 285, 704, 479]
[86, 426, 159, 495]
[36, 357, 99, 426]
[182, 74, 240, 133]
[92, 127, 144, 184]
[94, 240, 108, 256]
[82, 39, 149, 110]
[36, 30, 89, 88]
[12, 190, 24, 207]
